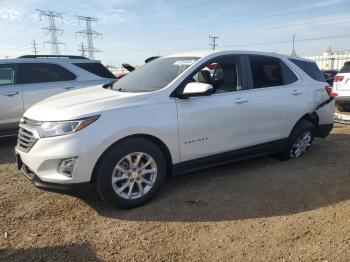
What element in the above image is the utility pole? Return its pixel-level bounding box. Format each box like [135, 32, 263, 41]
[209, 35, 219, 51]
[291, 34, 297, 56]
[76, 15, 102, 59]
[36, 9, 65, 55]
[31, 39, 38, 55]
[79, 42, 86, 57]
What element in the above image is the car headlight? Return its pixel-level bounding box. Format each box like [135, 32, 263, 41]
[36, 115, 100, 138]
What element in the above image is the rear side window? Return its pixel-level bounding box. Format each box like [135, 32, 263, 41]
[289, 59, 325, 82]
[249, 55, 297, 89]
[74, 63, 116, 79]
[340, 62, 350, 73]
[0, 64, 16, 86]
[21, 63, 76, 84]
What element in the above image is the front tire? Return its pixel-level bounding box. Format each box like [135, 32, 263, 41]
[277, 119, 315, 160]
[96, 138, 167, 209]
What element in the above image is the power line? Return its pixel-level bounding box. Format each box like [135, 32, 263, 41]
[76, 15, 102, 59]
[36, 9, 66, 55]
[209, 35, 219, 50]
[31, 39, 38, 55]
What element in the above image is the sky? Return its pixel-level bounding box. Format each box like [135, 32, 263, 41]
[0, 0, 349, 66]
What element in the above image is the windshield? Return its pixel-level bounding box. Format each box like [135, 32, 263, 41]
[112, 57, 199, 92]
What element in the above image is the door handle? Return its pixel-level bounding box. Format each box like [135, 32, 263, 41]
[3, 92, 19, 97]
[63, 86, 75, 90]
[233, 98, 249, 104]
[292, 90, 303, 96]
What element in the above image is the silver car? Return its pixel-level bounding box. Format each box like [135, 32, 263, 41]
[0, 55, 115, 135]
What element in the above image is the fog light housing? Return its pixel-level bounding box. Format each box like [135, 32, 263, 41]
[58, 157, 78, 177]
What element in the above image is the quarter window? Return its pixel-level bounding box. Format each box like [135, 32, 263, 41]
[74, 63, 116, 79]
[21, 63, 76, 84]
[0, 64, 16, 86]
[289, 59, 325, 82]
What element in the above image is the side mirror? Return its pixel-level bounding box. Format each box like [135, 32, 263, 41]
[180, 82, 214, 98]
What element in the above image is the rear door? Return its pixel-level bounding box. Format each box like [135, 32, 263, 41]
[20, 63, 81, 110]
[0, 63, 23, 133]
[245, 55, 308, 145]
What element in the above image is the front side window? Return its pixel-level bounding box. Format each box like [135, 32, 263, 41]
[22, 63, 76, 84]
[0, 64, 16, 86]
[112, 57, 199, 92]
[188, 57, 242, 93]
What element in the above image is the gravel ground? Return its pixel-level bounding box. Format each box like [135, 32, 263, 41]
[1, 124, 350, 261]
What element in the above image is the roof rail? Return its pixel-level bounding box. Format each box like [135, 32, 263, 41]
[18, 55, 89, 59]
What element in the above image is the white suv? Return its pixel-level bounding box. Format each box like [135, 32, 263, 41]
[15, 51, 335, 208]
[0, 55, 115, 136]
[333, 61, 350, 122]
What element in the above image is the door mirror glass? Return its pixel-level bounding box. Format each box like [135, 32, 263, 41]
[181, 82, 214, 98]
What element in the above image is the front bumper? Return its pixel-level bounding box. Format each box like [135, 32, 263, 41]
[15, 128, 110, 185]
[16, 154, 90, 191]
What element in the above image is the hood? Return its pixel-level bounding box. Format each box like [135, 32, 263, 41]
[24, 85, 152, 121]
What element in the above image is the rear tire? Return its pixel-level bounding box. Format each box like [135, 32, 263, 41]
[96, 138, 167, 209]
[277, 119, 315, 160]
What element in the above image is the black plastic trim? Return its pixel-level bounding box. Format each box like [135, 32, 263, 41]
[173, 138, 288, 176]
[316, 124, 333, 138]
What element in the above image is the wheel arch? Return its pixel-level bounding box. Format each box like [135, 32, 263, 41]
[91, 134, 174, 183]
[290, 112, 319, 138]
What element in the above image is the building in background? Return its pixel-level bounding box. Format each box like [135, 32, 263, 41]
[303, 48, 350, 70]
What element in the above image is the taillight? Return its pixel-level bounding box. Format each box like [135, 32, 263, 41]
[334, 75, 344, 82]
[325, 86, 337, 97]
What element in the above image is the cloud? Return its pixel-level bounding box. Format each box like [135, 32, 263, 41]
[0, 7, 23, 21]
[100, 8, 136, 24]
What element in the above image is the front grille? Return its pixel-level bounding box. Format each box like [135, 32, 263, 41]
[17, 126, 38, 153]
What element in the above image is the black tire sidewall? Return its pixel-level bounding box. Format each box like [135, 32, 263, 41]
[277, 119, 316, 160]
[287, 120, 315, 158]
[96, 138, 167, 209]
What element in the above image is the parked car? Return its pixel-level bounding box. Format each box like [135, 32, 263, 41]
[0, 55, 115, 136]
[321, 69, 338, 86]
[333, 61, 350, 122]
[15, 51, 335, 209]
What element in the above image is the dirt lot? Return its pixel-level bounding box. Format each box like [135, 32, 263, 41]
[1, 124, 350, 261]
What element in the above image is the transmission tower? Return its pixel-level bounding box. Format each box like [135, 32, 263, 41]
[36, 9, 65, 55]
[76, 16, 102, 59]
[31, 39, 38, 55]
[209, 35, 219, 50]
[79, 42, 86, 57]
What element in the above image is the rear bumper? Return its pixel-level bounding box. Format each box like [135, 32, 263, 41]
[316, 124, 333, 138]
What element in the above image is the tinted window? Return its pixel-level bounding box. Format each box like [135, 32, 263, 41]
[281, 61, 298, 85]
[0, 64, 16, 86]
[22, 63, 76, 84]
[74, 63, 115, 79]
[249, 56, 284, 88]
[340, 62, 350, 73]
[112, 57, 199, 92]
[289, 59, 325, 82]
[190, 57, 242, 93]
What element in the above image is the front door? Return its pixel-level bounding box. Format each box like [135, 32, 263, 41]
[176, 55, 252, 162]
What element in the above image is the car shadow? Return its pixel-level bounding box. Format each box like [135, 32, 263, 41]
[74, 132, 350, 222]
[0, 243, 100, 262]
[0, 136, 17, 164]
